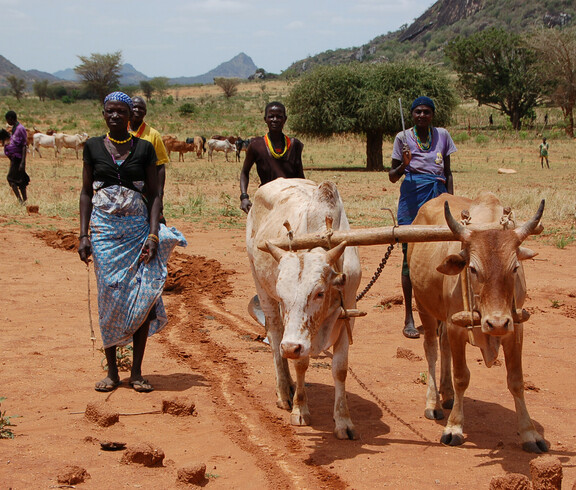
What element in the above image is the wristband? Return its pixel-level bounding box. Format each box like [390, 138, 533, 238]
[147, 234, 159, 243]
[79, 234, 90, 239]
[240, 193, 249, 200]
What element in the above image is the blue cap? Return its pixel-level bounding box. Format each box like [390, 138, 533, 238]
[104, 91, 133, 111]
[411, 96, 435, 112]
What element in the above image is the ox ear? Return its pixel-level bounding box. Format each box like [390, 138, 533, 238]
[326, 241, 347, 266]
[265, 241, 287, 263]
[332, 273, 346, 288]
[517, 246, 538, 261]
[436, 252, 467, 275]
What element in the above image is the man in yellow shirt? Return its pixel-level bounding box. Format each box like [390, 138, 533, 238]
[130, 96, 170, 222]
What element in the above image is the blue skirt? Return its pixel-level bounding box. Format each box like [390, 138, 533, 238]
[90, 208, 187, 349]
[397, 173, 447, 225]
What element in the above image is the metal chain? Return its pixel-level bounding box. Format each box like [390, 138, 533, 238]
[355, 242, 396, 302]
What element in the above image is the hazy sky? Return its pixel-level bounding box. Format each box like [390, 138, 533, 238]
[2, 0, 435, 78]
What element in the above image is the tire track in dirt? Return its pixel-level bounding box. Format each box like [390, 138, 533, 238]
[162, 254, 347, 489]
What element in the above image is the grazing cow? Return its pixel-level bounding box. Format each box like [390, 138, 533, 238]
[246, 178, 362, 439]
[211, 134, 237, 144]
[185, 136, 206, 159]
[207, 138, 235, 162]
[408, 192, 548, 453]
[54, 132, 88, 159]
[168, 140, 195, 162]
[234, 137, 251, 162]
[32, 132, 58, 158]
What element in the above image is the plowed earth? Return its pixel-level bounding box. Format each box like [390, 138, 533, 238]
[1, 217, 576, 489]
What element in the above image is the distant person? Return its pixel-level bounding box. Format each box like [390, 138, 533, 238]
[239, 101, 304, 213]
[389, 96, 457, 339]
[544, 113, 549, 126]
[489, 114, 493, 127]
[4, 110, 29, 204]
[130, 96, 170, 223]
[539, 137, 550, 169]
[78, 91, 186, 393]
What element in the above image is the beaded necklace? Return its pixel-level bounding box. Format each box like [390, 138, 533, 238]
[264, 133, 291, 159]
[107, 132, 133, 145]
[412, 126, 432, 151]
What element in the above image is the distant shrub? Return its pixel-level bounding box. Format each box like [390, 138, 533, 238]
[162, 95, 174, 106]
[453, 132, 470, 144]
[61, 95, 75, 104]
[474, 134, 490, 144]
[178, 102, 197, 116]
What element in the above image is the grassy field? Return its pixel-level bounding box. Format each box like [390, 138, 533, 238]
[1, 80, 574, 247]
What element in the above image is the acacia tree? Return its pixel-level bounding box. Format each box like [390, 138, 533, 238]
[139, 80, 155, 101]
[6, 75, 26, 101]
[214, 77, 240, 98]
[150, 77, 169, 99]
[445, 28, 545, 130]
[530, 26, 576, 137]
[287, 63, 457, 171]
[33, 79, 49, 101]
[74, 51, 122, 102]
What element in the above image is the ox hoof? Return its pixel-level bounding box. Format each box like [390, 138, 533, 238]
[522, 440, 549, 454]
[425, 408, 444, 420]
[442, 399, 454, 410]
[276, 399, 292, 411]
[440, 432, 464, 447]
[334, 426, 358, 440]
[290, 412, 311, 426]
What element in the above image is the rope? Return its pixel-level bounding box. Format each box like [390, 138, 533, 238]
[87, 263, 96, 355]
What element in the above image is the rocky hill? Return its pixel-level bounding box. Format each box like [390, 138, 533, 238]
[282, 0, 575, 77]
[168, 53, 257, 85]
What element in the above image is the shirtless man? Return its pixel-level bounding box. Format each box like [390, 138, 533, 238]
[239, 101, 304, 213]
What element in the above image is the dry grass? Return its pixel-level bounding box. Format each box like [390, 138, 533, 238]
[1, 82, 574, 247]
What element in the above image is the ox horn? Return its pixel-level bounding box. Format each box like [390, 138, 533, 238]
[326, 241, 347, 266]
[265, 240, 288, 263]
[515, 200, 545, 242]
[444, 201, 471, 241]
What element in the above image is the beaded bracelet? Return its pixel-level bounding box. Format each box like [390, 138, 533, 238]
[147, 234, 160, 243]
[240, 193, 249, 200]
[79, 234, 90, 239]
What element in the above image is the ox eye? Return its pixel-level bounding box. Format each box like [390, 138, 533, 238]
[315, 291, 324, 299]
[469, 265, 477, 275]
[512, 264, 519, 274]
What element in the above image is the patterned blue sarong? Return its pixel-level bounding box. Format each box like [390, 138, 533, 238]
[397, 173, 447, 225]
[90, 207, 187, 349]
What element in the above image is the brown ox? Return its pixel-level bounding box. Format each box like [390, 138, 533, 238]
[169, 140, 195, 162]
[408, 192, 547, 453]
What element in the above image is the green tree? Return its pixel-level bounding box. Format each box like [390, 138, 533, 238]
[445, 28, 544, 130]
[287, 63, 457, 171]
[74, 51, 122, 102]
[33, 79, 49, 101]
[214, 77, 240, 98]
[139, 80, 155, 101]
[530, 26, 576, 137]
[6, 75, 26, 101]
[150, 77, 169, 100]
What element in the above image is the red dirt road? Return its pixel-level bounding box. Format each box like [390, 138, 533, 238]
[1, 216, 576, 488]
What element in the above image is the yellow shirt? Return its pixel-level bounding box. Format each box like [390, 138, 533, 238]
[130, 122, 169, 166]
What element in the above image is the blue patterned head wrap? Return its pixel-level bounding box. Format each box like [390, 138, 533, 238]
[104, 91, 133, 111]
[411, 96, 435, 113]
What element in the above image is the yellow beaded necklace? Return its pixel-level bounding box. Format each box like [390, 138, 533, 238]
[264, 133, 290, 159]
[107, 132, 132, 145]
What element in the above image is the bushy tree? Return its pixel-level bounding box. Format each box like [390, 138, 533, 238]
[287, 62, 457, 171]
[33, 79, 49, 101]
[139, 80, 154, 101]
[530, 26, 576, 137]
[445, 28, 545, 130]
[150, 77, 169, 99]
[214, 77, 240, 98]
[74, 51, 122, 102]
[6, 75, 26, 101]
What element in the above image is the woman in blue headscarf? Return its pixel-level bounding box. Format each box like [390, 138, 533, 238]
[389, 96, 457, 339]
[78, 92, 186, 392]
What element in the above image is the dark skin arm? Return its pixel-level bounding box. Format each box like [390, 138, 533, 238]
[239, 144, 257, 214]
[19, 145, 27, 172]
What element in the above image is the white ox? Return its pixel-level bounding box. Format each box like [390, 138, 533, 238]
[32, 133, 58, 158]
[54, 132, 88, 159]
[207, 138, 235, 162]
[408, 192, 548, 453]
[246, 178, 361, 439]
